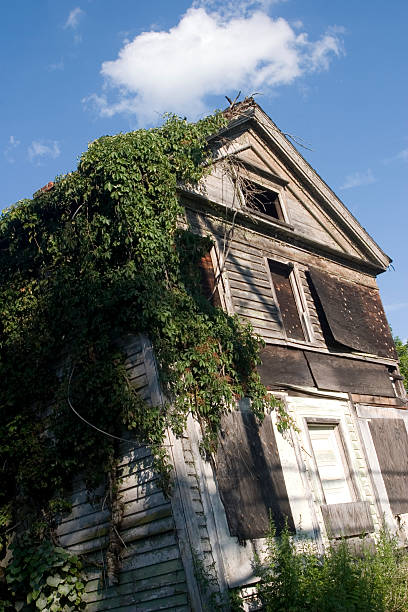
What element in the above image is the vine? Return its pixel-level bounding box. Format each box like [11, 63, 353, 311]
[0, 110, 287, 605]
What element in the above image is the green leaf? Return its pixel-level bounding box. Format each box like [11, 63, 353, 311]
[36, 596, 48, 610]
[47, 575, 62, 588]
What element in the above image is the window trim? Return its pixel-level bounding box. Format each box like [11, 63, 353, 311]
[303, 417, 359, 506]
[239, 176, 291, 225]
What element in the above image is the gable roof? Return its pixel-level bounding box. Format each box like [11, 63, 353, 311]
[210, 99, 391, 272]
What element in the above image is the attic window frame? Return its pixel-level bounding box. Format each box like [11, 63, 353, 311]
[240, 177, 290, 225]
[265, 258, 314, 343]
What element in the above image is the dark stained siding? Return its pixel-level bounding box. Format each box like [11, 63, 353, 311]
[215, 410, 294, 539]
[258, 345, 315, 388]
[305, 352, 395, 397]
[320, 501, 374, 538]
[268, 260, 305, 341]
[369, 418, 408, 515]
[308, 269, 397, 358]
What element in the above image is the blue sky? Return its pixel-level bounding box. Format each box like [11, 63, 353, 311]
[1, 0, 407, 337]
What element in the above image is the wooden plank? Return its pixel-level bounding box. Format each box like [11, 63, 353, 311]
[121, 505, 173, 532]
[257, 345, 315, 388]
[216, 410, 294, 539]
[305, 351, 395, 397]
[230, 289, 277, 307]
[86, 559, 184, 593]
[225, 263, 269, 283]
[86, 585, 188, 611]
[237, 317, 282, 332]
[225, 258, 266, 275]
[227, 270, 271, 289]
[122, 544, 182, 571]
[308, 268, 397, 359]
[229, 280, 275, 299]
[122, 491, 168, 516]
[251, 326, 284, 340]
[320, 501, 374, 538]
[368, 418, 408, 515]
[57, 509, 110, 536]
[351, 394, 403, 407]
[85, 570, 186, 604]
[59, 522, 110, 547]
[227, 248, 265, 266]
[234, 305, 281, 322]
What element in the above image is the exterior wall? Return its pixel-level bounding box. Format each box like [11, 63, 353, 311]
[54, 110, 404, 609]
[57, 336, 193, 611]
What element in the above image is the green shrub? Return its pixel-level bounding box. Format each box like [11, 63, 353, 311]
[255, 521, 408, 611]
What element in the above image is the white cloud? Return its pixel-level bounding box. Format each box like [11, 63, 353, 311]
[396, 148, 408, 162]
[48, 60, 64, 72]
[340, 169, 376, 190]
[28, 140, 61, 164]
[4, 135, 21, 163]
[84, 4, 343, 124]
[64, 7, 84, 30]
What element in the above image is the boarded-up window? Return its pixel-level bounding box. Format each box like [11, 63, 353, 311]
[268, 260, 305, 341]
[308, 268, 396, 359]
[257, 345, 315, 388]
[304, 351, 395, 397]
[216, 410, 294, 539]
[369, 418, 408, 515]
[198, 251, 222, 307]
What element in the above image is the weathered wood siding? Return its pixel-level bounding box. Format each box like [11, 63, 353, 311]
[225, 242, 283, 339]
[320, 501, 374, 538]
[57, 337, 190, 612]
[368, 418, 408, 516]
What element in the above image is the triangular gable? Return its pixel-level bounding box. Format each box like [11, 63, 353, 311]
[208, 101, 391, 271]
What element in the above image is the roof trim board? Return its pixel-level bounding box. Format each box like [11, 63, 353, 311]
[214, 102, 391, 271]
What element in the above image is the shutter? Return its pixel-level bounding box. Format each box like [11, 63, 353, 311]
[308, 269, 396, 359]
[369, 418, 408, 515]
[215, 410, 294, 539]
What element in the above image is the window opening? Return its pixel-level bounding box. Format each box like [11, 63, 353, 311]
[198, 250, 222, 308]
[308, 423, 352, 505]
[244, 180, 282, 220]
[268, 260, 305, 341]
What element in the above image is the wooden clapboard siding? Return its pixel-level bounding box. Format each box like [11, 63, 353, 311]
[180, 435, 220, 582]
[226, 245, 283, 340]
[56, 336, 190, 611]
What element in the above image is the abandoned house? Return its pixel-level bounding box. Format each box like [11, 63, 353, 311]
[3, 99, 407, 610]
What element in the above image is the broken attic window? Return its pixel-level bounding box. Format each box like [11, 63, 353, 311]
[244, 180, 283, 220]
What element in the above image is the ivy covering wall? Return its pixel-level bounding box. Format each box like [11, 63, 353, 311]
[0, 113, 275, 608]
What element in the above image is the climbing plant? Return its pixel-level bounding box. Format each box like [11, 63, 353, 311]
[0, 111, 282, 605]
